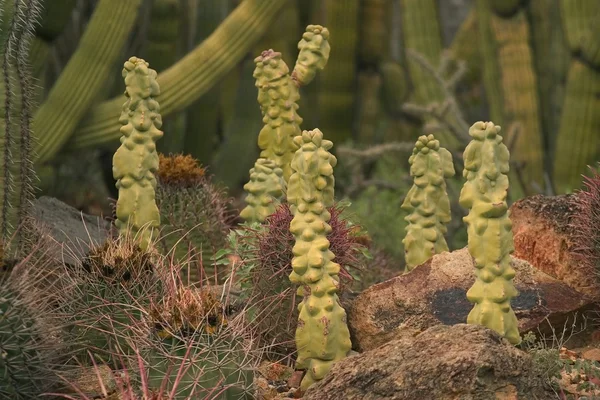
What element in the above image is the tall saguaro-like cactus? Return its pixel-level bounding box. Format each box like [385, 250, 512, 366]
[287, 129, 352, 391]
[253, 25, 330, 183]
[0, 0, 42, 251]
[113, 57, 163, 250]
[401, 134, 454, 271]
[459, 121, 521, 345]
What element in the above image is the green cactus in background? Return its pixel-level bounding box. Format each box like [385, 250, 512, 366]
[253, 25, 330, 183]
[240, 158, 286, 224]
[287, 129, 352, 391]
[553, 0, 600, 194]
[113, 57, 163, 250]
[401, 134, 454, 271]
[459, 121, 521, 345]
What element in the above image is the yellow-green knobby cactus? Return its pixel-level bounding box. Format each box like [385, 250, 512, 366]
[401, 134, 455, 271]
[253, 25, 330, 182]
[240, 158, 286, 224]
[287, 129, 352, 392]
[113, 57, 163, 250]
[459, 121, 521, 345]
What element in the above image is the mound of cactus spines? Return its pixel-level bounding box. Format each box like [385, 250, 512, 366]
[155, 153, 233, 284]
[67, 235, 164, 364]
[570, 164, 600, 277]
[240, 158, 286, 224]
[249, 202, 366, 358]
[146, 286, 257, 399]
[287, 129, 352, 391]
[253, 25, 330, 183]
[113, 57, 163, 251]
[0, 262, 75, 399]
[459, 121, 521, 345]
[401, 134, 455, 271]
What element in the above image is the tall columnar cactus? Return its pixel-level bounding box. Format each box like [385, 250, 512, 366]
[459, 121, 521, 345]
[0, 0, 41, 251]
[240, 158, 286, 224]
[401, 134, 455, 271]
[113, 57, 163, 250]
[253, 25, 330, 183]
[287, 129, 352, 391]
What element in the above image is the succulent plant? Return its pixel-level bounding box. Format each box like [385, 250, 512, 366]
[113, 57, 164, 250]
[287, 129, 352, 391]
[155, 153, 233, 284]
[459, 121, 521, 345]
[240, 158, 286, 224]
[253, 25, 330, 183]
[401, 134, 455, 271]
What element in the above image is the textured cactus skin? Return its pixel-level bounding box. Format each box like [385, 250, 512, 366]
[553, 0, 600, 193]
[240, 158, 286, 224]
[459, 121, 521, 346]
[254, 26, 330, 182]
[475, 0, 545, 194]
[113, 57, 163, 250]
[401, 135, 455, 271]
[287, 129, 351, 391]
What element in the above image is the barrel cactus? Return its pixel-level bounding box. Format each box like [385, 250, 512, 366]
[113, 57, 163, 250]
[401, 134, 455, 271]
[459, 121, 520, 345]
[287, 129, 352, 391]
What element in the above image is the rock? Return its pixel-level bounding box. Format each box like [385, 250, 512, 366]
[303, 324, 555, 400]
[32, 196, 112, 264]
[509, 194, 600, 301]
[348, 247, 594, 352]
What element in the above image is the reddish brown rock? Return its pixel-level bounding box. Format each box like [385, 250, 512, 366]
[303, 324, 556, 400]
[509, 194, 600, 301]
[348, 247, 594, 352]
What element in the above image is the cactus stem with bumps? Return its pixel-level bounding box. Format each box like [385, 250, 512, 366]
[401, 134, 455, 271]
[240, 158, 286, 224]
[287, 128, 352, 391]
[113, 57, 163, 250]
[459, 121, 521, 345]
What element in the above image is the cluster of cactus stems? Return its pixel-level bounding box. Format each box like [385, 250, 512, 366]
[240, 158, 286, 224]
[287, 129, 352, 391]
[113, 57, 163, 250]
[253, 25, 330, 183]
[0, 0, 41, 252]
[401, 134, 455, 271]
[459, 121, 521, 345]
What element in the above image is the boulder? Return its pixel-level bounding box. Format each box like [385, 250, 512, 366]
[509, 194, 600, 301]
[348, 247, 594, 352]
[303, 324, 555, 400]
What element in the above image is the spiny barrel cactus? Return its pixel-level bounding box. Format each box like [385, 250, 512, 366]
[287, 129, 352, 391]
[459, 121, 521, 345]
[240, 158, 286, 224]
[113, 57, 163, 250]
[401, 134, 455, 271]
[253, 25, 330, 182]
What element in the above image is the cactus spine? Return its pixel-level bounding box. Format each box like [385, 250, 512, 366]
[113, 57, 163, 250]
[253, 25, 330, 183]
[240, 158, 286, 224]
[459, 121, 520, 345]
[287, 129, 351, 391]
[401, 134, 454, 271]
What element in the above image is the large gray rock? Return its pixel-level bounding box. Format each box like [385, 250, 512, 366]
[348, 247, 594, 352]
[32, 196, 112, 264]
[304, 324, 555, 400]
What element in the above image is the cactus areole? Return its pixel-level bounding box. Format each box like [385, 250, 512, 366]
[401, 134, 455, 271]
[459, 121, 521, 345]
[287, 129, 352, 391]
[113, 57, 163, 250]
